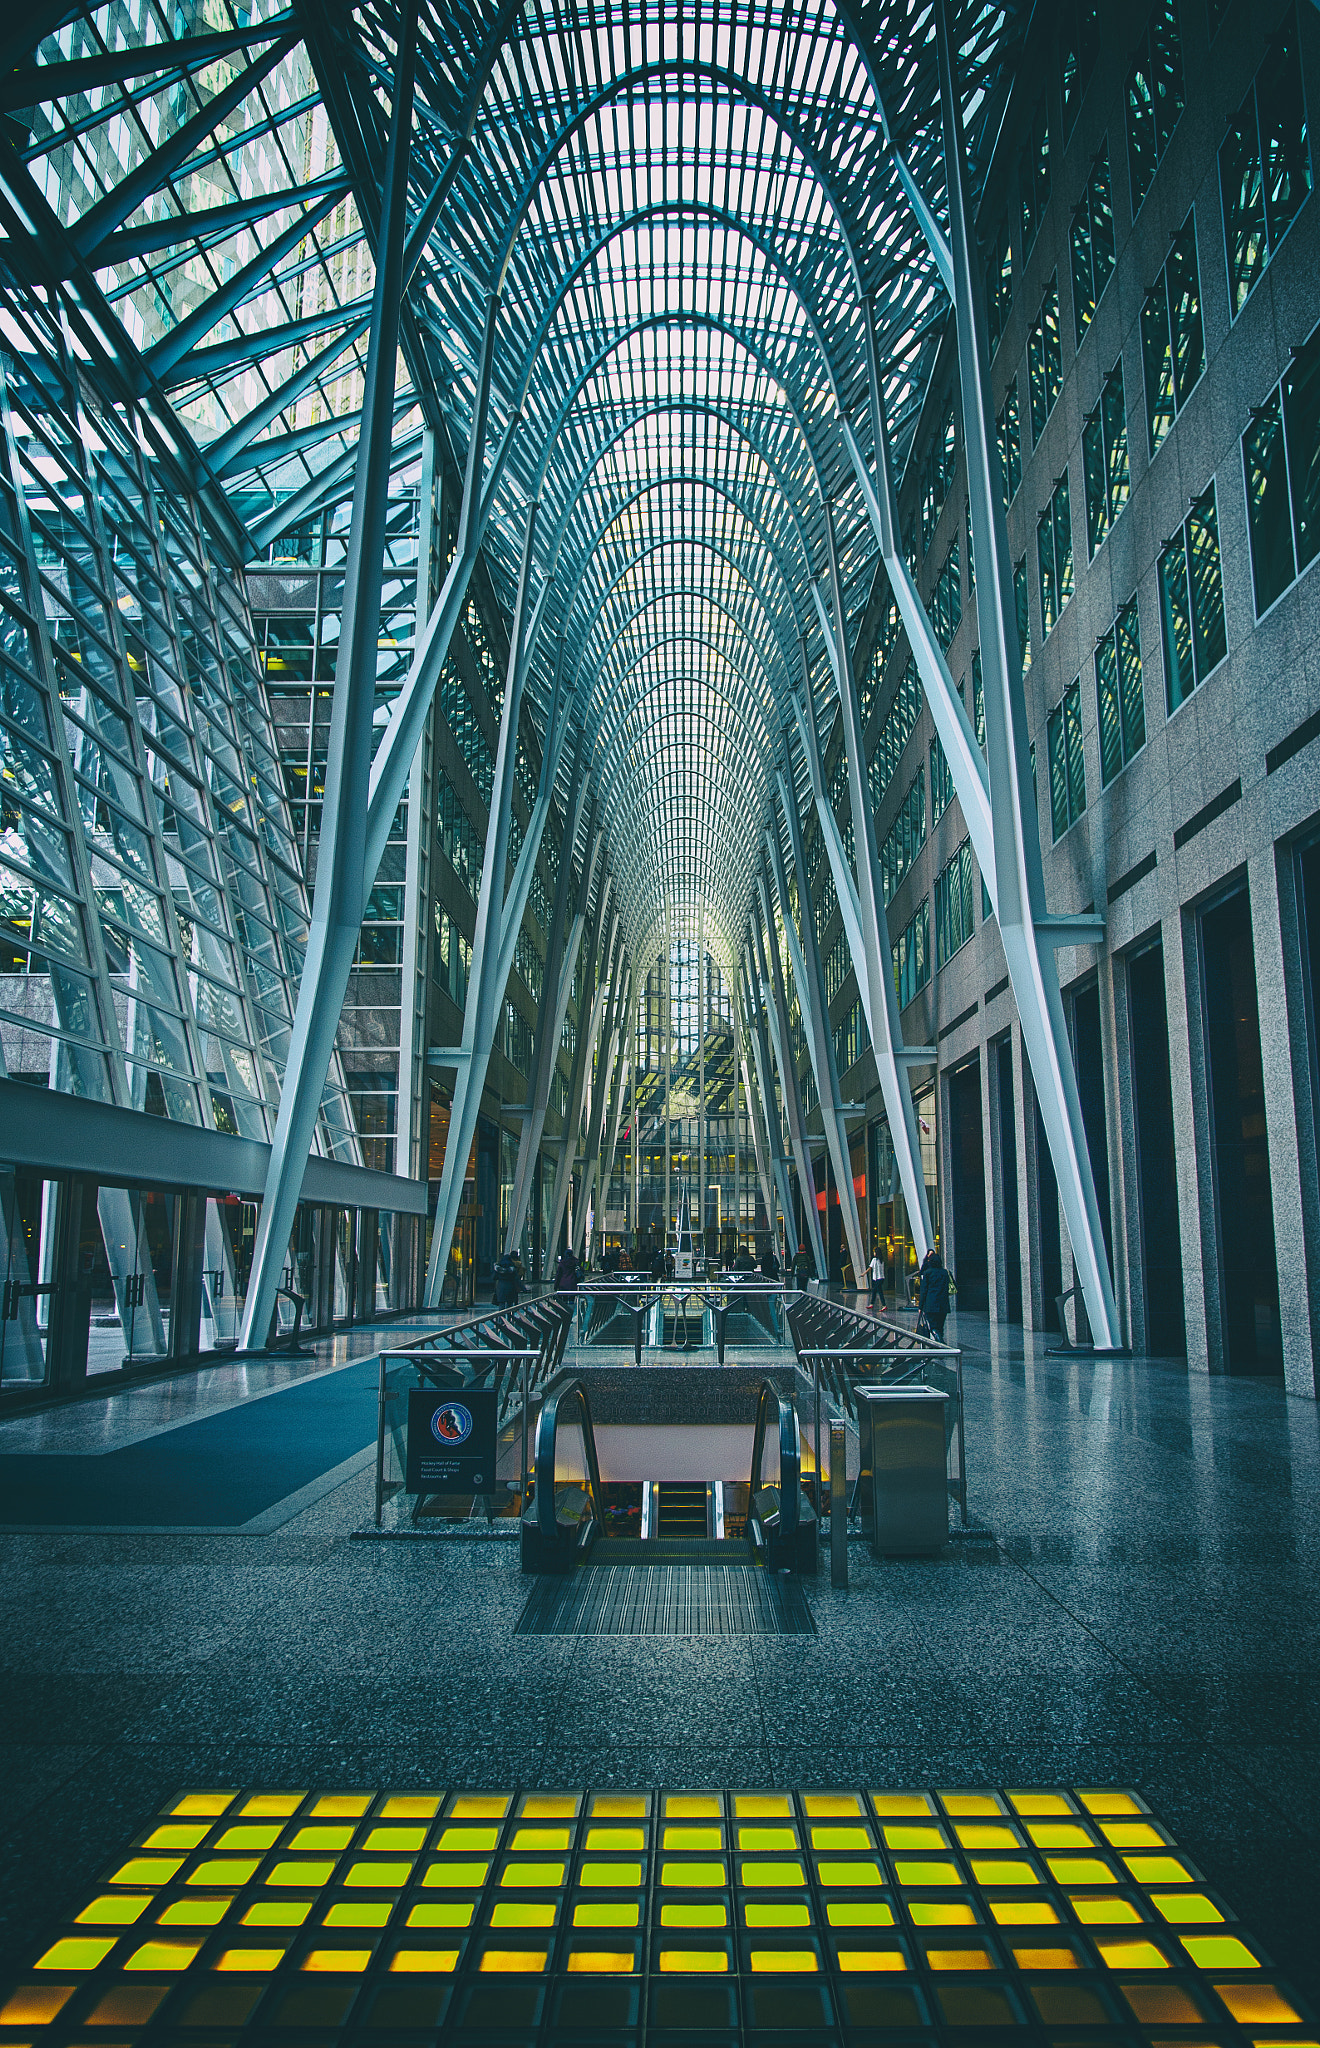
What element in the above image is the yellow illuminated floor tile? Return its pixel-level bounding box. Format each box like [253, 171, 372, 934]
[342, 1860, 412, 1887]
[989, 1900, 1060, 1925]
[0, 1984, 78, 2024]
[926, 1947, 994, 1970]
[238, 1793, 304, 1818]
[957, 1825, 1020, 1849]
[1183, 1934, 1258, 1968]
[830, 1902, 897, 1927]
[566, 1950, 634, 1972]
[187, 1859, 259, 1886]
[1214, 1982, 1301, 2023]
[510, 1827, 569, 1849]
[308, 1795, 372, 1818]
[740, 1860, 805, 1887]
[749, 1948, 818, 1971]
[407, 1901, 474, 1927]
[665, 1795, 720, 1817]
[110, 1856, 182, 1885]
[578, 1859, 643, 1886]
[661, 1860, 727, 1887]
[521, 1794, 577, 1817]
[34, 1937, 116, 1971]
[1096, 1937, 1169, 1968]
[585, 1826, 644, 1848]
[213, 1948, 285, 1972]
[893, 1858, 959, 1885]
[804, 1794, 861, 1816]
[324, 1902, 392, 1928]
[972, 1858, 1039, 1885]
[289, 1826, 352, 1851]
[941, 1794, 1005, 1817]
[819, 1857, 884, 1886]
[745, 1901, 810, 1928]
[159, 1897, 233, 1926]
[661, 1902, 726, 1927]
[1149, 1890, 1223, 1923]
[437, 1825, 499, 1850]
[658, 1949, 728, 1972]
[242, 1900, 312, 1928]
[871, 1793, 936, 1816]
[492, 1901, 555, 1927]
[76, 1894, 152, 1925]
[590, 1794, 646, 1817]
[664, 1824, 722, 1848]
[1125, 1853, 1193, 1883]
[498, 1861, 564, 1887]
[266, 1859, 336, 1886]
[448, 1796, 510, 1818]
[478, 1948, 546, 1972]
[812, 1826, 869, 1849]
[735, 1794, 791, 1817]
[740, 1825, 796, 1849]
[124, 1938, 202, 1970]
[378, 1795, 441, 1819]
[1078, 1791, 1142, 1816]
[1048, 1856, 1115, 1883]
[1101, 1821, 1164, 1847]
[171, 1792, 237, 1817]
[214, 1825, 281, 1851]
[421, 1861, 489, 1888]
[389, 1949, 458, 1972]
[302, 1948, 371, 1971]
[1012, 1945, 1080, 1968]
[837, 1949, 907, 1972]
[1027, 1823, 1093, 1849]
[1009, 1792, 1072, 1816]
[884, 1824, 945, 1849]
[143, 1824, 209, 1850]
[1069, 1894, 1143, 1924]
[575, 1901, 639, 1926]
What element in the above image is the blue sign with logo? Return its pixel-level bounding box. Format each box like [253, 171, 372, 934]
[406, 1386, 498, 1495]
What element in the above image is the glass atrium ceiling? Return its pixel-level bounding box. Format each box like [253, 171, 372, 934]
[1, 0, 1018, 975]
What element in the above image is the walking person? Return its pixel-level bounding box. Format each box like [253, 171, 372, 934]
[554, 1244, 580, 1294]
[867, 1243, 887, 1312]
[792, 1240, 814, 1288]
[916, 1244, 952, 1341]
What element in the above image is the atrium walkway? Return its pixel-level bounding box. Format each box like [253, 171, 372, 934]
[1, 1316, 1316, 2017]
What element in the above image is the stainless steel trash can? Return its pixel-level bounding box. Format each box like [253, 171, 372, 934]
[856, 1385, 949, 1555]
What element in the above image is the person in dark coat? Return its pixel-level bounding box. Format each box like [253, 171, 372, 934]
[554, 1246, 580, 1294]
[917, 1246, 952, 1339]
[650, 1246, 667, 1280]
[760, 1244, 780, 1279]
[792, 1241, 814, 1286]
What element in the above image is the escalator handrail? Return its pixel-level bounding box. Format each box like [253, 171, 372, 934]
[534, 1373, 607, 1548]
[748, 1378, 801, 1544]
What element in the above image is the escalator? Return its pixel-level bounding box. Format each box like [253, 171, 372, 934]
[520, 1376, 816, 1576]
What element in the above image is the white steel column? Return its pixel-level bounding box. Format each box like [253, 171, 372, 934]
[547, 874, 613, 1260]
[934, 0, 1122, 1349]
[752, 881, 826, 1277]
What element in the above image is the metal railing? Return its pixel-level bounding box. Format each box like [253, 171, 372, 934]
[747, 1377, 815, 1573]
[567, 1280, 790, 1362]
[372, 1295, 573, 1526]
[526, 1374, 607, 1570]
[787, 1295, 967, 1527]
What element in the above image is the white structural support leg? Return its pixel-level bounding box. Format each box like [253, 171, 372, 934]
[600, 980, 640, 1217]
[934, 0, 1122, 1350]
[503, 757, 592, 1257]
[741, 949, 796, 1248]
[732, 972, 777, 1236]
[766, 788, 866, 1285]
[238, 8, 418, 1354]
[573, 919, 622, 1256]
[752, 881, 827, 1278]
[588, 959, 632, 1227]
[423, 500, 568, 1303]
[811, 505, 935, 1259]
[547, 875, 613, 1261]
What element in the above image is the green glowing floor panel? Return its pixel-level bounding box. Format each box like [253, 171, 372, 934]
[1, 1784, 1312, 2045]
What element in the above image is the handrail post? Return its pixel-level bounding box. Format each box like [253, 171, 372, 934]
[813, 1352, 821, 1519]
[520, 1351, 529, 1512]
[830, 1417, 848, 1588]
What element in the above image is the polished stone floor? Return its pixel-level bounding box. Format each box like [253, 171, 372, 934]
[1, 1304, 1317, 2017]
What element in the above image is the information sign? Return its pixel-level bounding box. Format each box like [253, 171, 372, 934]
[405, 1387, 498, 1494]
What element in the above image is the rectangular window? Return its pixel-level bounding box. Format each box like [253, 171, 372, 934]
[880, 768, 926, 905]
[1071, 141, 1116, 345]
[1037, 472, 1074, 635]
[868, 655, 922, 806]
[1221, 10, 1311, 318]
[1047, 679, 1087, 839]
[1243, 318, 1320, 615]
[930, 733, 954, 823]
[935, 840, 976, 967]
[1095, 596, 1146, 785]
[987, 221, 1012, 356]
[1061, 0, 1101, 138]
[932, 538, 962, 651]
[861, 594, 901, 721]
[997, 380, 1022, 502]
[1028, 277, 1062, 442]
[892, 898, 930, 1010]
[1141, 213, 1204, 457]
[1159, 481, 1227, 711]
[1021, 100, 1052, 256]
[1083, 359, 1131, 555]
[1014, 555, 1031, 672]
[921, 402, 958, 554]
[1127, 0, 1185, 217]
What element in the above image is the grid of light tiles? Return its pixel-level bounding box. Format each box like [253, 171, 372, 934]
[0, 1786, 1313, 2046]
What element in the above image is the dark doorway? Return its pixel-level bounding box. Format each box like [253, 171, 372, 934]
[1035, 1095, 1062, 1328]
[1071, 983, 1113, 1279]
[1201, 887, 1282, 1372]
[997, 1038, 1023, 1322]
[948, 1059, 988, 1309]
[1127, 943, 1186, 1356]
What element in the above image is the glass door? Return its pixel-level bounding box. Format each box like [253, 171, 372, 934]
[0, 1167, 58, 1388]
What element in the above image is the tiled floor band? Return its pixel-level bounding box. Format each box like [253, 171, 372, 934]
[0, 1785, 1312, 2044]
[514, 1565, 817, 1636]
